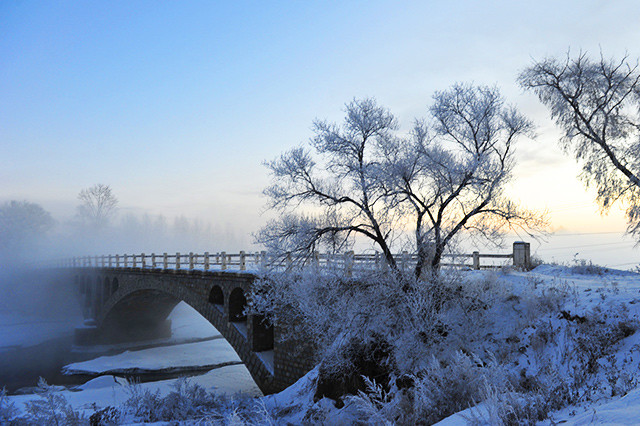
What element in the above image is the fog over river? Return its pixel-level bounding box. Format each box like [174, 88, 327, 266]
[0, 271, 258, 398]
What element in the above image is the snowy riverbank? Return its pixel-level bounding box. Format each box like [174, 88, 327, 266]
[6, 266, 640, 424]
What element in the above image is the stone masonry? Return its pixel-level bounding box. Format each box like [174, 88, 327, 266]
[72, 267, 316, 395]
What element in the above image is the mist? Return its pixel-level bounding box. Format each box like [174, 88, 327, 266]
[1, 198, 252, 314]
[0, 197, 254, 391]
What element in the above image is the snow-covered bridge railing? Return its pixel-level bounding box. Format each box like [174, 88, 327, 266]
[58, 242, 531, 273]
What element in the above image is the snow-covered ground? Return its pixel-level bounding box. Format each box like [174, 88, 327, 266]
[432, 265, 640, 425]
[8, 267, 640, 424]
[9, 365, 261, 417]
[169, 302, 221, 340]
[437, 386, 640, 425]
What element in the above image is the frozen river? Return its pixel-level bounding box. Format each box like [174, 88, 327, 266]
[0, 301, 260, 412]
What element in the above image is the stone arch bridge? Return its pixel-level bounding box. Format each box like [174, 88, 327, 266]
[72, 267, 314, 395]
[65, 243, 529, 394]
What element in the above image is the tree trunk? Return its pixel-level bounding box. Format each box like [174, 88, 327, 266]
[430, 243, 444, 271]
[414, 241, 430, 279]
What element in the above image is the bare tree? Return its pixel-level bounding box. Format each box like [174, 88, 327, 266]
[519, 51, 640, 237]
[259, 88, 544, 276]
[259, 98, 401, 269]
[385, 84, 544, 277]
[77, 184, 118, 230]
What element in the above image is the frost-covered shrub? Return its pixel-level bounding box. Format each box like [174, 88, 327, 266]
[251, 270, 459, 387]
[408, 352, 506, 423]
[251, 269, 465, 362]
[344, 376, 397, 426]
[23, 378, 86, 426]
[465, 380, 548, 426]
[213, 399, 278, 426]
[161, 377, 214, 420]
[88, 406, 120, 425]
[0, 387, 19, 425]
[348, 352, 509, 425]
[570, 259, 610, 275]
[122, 378, 223, 422]
[122, 382, 164, 422]
[120, 378, 276, 425]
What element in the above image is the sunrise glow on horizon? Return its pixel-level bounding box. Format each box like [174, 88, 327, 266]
[2, 1, 639, 266]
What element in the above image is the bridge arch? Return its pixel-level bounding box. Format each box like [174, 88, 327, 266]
[208, 285, 223, 305]
[70, 268, 317, 394]
[90, 271, 277, 393]
[228, 288, 247, 322]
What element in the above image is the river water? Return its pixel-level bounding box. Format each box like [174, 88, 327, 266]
[0, 302, 257, 397]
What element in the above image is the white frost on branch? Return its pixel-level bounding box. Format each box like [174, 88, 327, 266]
[259, 89, 546, 277]
[520, 51, 640, 238]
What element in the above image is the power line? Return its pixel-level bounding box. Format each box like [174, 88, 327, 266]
[538, 241, 636, 252]
[549, 231, 625, 237]
[608, 262, 639, 267]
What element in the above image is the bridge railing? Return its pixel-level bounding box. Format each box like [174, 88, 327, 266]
[59, 242, 531, 273]
[62, 251, 264, 271]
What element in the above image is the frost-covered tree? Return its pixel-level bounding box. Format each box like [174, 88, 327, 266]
[77, 184, 118, 230]
[259, 98, 401, 269]
[259, 88, 543, 276]
[0, 200, 54, 257]
[0, 387, 18, 424]
[385, 84, 543, 276]
[519, 51, 640, 238]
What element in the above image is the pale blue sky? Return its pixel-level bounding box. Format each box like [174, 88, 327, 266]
[2, 1, 640, 263]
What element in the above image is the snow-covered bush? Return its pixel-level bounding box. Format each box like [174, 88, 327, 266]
[251, 268, 526, 407]
[406, 352, 506, 423]
[121, 381, 164, 422]
[252, 263, 640, 424]
[569, 258, 610, 275]
[348, 351, 510, 425]
[0, 387, 19, 425]
[122, 378, 225, 423]
[162, 377, 214, 420]
[210, 399, 278, 426]
[88, 406, 120, 425]
[119, 378, 276, 425]
[22, 378, 86, 425]
[251, 268, 458, 371]
[465, 380, 549, 425]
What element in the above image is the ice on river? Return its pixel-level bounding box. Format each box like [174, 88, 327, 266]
[0, 313, 80, 352]
[63, 338, 241, 375]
